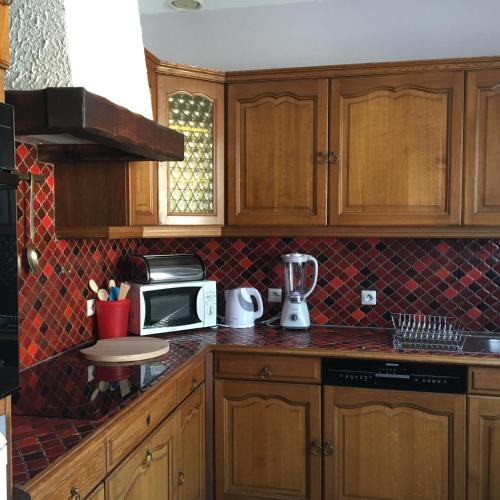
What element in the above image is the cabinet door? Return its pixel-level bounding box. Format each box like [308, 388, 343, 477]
[330, 72, 464, 226]
[106, 413, 177, 500]
[157, 75, 224, 225]
[468, 396, 500, 500]
[128, 53, 159, 226]
[177, 385, 205, 500]
[215, 380, 321, 500]
[464, 69, 500, 225]
[0, 3, 8, 101]
[227, 79, 329, 226]
[86, 482, 105, 500]
[323, 387, 466, 500]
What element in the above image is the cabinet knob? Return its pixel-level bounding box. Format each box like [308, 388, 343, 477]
[317, 151, 328, 164]
[145, 449, 153, 467]
[146, 414, 151, 426]
[70, 487, 81, 500]
[177, 470, 185, 485]
[322, 441, 334, 456]
[310, 440, 322, 455]
[192, 378, 198, 391]
[260, 366, 272, 380]
[328, 151, 339, 164]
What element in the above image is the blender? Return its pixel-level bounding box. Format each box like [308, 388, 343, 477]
[280, 253, 318, 329]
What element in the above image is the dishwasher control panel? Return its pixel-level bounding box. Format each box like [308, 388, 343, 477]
[322, 358, 467, 394]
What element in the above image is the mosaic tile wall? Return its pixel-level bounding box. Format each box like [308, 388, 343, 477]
[15, 144, 500, 368]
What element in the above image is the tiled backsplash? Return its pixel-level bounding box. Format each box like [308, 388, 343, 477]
[12, 144, 500, 368]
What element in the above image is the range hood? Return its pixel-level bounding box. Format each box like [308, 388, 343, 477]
[5, 87, 184, 162]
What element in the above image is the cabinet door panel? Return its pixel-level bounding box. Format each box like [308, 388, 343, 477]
[323, 387, 465, 500]
[178, 385, 205, 500]
[330, 72, 464, 225]
[228, 79, 328, 226]
[464, 69, 500, 225]
[129, 161, 158, 225]
[215, 380, 321, 500]
[106, 413, 177, 500]
[157, 75, 224, 225]
[468, 396, 500, 500]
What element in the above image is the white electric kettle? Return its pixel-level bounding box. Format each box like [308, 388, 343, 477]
[224, 288, 264, 328]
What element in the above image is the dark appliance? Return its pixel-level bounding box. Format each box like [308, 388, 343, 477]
[322, 358, 467, 394]
[0, 102, 19, 398]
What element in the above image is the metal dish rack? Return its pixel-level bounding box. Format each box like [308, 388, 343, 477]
[391, 313, 466, 352]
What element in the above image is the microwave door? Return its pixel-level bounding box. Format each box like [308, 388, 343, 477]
[196, 287, 204, 323]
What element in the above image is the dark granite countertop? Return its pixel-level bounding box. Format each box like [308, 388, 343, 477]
[12, 325, 500, 487]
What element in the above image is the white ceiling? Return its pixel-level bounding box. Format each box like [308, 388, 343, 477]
[138, 0, 317, 14]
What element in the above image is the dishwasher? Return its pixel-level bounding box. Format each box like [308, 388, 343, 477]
[322, 358, 467, 500]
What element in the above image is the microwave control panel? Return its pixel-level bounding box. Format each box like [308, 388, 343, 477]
[204, 282, 217, 325]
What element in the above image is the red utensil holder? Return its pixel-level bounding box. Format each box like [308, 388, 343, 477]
[96, 299, 130, 339]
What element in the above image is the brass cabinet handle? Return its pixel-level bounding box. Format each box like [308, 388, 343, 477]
[328, 151, 339, 164]
[322, 441, 334, 456]
[317, 151, 328, 164]
[310, 440, 322, 455]
[145, 449, 153, 467]
[192, 378, 198, 391]
[177, 470, 185, 485]
[260, 366, 272, 380]
[69, 487, 81, 500]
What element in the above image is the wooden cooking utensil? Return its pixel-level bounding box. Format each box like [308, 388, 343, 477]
[118, 283, 130, 300]
[97, 289, 109, 301]
[89, 279, 99, 294]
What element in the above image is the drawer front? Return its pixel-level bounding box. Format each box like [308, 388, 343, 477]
[215, 352, 321, 383]
[177, 356, 205, 404]
[469, 367, 500, 395]
[31, 441, 106, 500]
[107, 379, 176, 468]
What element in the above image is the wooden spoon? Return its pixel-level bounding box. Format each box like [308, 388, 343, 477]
[97, 289, 109, 301]
[89, 279, 99, 294]
[26, 174, 41, 274]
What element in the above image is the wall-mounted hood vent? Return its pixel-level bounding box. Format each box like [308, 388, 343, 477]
[5, 87, 184, 163]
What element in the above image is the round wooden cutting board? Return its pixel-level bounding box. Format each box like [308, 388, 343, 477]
[80, 337, 170, 363]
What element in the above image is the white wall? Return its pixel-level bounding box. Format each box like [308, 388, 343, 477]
[141, 0, 500, 70]
[7, 0, 153, 119]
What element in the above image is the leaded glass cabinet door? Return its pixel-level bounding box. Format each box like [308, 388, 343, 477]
[157, 75, 224, 225]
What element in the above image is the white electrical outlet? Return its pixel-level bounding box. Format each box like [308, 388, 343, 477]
[268, 288, 282, 303]
[87, 298, 96, 317]
[361, 290, 377, 306]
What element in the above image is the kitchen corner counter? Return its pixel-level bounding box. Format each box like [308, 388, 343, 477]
[11, 325, 500, 489]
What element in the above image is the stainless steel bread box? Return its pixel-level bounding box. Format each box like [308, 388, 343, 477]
[132, 254, 205, 284]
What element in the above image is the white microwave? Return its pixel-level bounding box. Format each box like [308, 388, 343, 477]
[128, 280, 217, 336]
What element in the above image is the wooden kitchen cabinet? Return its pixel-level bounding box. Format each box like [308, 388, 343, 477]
[106, 411, 178, 500]
[177, 385, 205, 500]
[214, 379, 321, 500]
[0, 2, 9, 101]
[323, 386, 466, 500]
[464, 69, 500, 226]
[329, 71, 464, 226]
[86, 483, 105, 500]
[227, 79, 329, 226]
[157, 74, 225, 226]
[467, 396, 500, 500]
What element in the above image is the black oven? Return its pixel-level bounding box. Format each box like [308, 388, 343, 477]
[0, 102, 19, 398]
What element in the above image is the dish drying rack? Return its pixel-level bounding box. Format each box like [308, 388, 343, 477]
[391, 313, 466, 352]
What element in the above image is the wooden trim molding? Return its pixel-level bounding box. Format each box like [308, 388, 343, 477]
[155, 59, 225, 83]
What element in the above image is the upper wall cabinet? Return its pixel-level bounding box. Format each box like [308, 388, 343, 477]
[329, 72, 465, 226]
[227, 79, 329, 226]
[157, 75, 225, 226]
[464, 69, 500, 226]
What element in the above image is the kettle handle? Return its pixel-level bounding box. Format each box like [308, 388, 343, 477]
[247, 288, 264, 320]
[303, 256, 318, 300]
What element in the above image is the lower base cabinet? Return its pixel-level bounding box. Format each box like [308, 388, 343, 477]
[105, 385, 205, 500]
[106, 412, 177, 499]
[214, 380, 321, 500]
[468, 396, 500, 500]
[323, 387, 466, 500]
[86, 483, 105, 500]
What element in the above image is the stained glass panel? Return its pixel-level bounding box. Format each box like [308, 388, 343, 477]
[167, 92, 214, 214]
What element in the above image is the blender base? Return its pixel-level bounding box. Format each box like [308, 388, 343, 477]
[280, 301, 311, 329]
